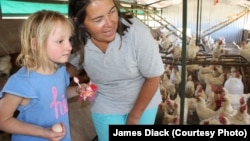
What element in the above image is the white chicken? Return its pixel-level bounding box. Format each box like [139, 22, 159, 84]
[160, 36, 172, 53]
[164, 97, 176, 114]
[162, 111, 179, 125]
[194, 84, 207, 100]
[165, 94, 195, 125]
[201, 35, 214, 53]
[199, 113, 230, 125]
[185, 75, 195, 98]
[205, 79, 214, 96]
[160, 73, 176, 100]
[159, 99, 174, 115]
[163, 64, 172, 76]
[160, 82, 168, 101]
[174, 94, 197, 113]
[186, 64, 200, 74]
[199, 65, 215, 74]
[222, 87, 250, 109]
[0, 55, 12, 77]
[159, 26, 170, 37]
[195, 95, 219, 121]
[168, 100, 189, 125]
[213, 65, 223, 77]
[233, 41, 250, 61]
[226, 66, 239, 79]
[198, 65, 223, 78]
[212, 39, 224, 61]
[217, 94, 237, 117]
[206, 92, 217, 111]
[186, 35, 200, 60]
[205, 72, 226, 86]
[197, 67, 213, 85]
[210, 85, 225, 110]
[170, 44, 182, 62]
[227, 103, 250, 125]
[170, 66, 181, 89]
[204, 82, 221, 111]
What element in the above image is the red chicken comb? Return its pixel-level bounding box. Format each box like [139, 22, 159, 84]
[203, 121, 209, 125]
[240, 97, 245, 105]
[240, 104, 247, 113]
[216, 99, 222, 109]
[219, 112, 224, 117]
[169, 65, 173, 70]
[211, 85, 217, 91]
[198, 86, 203, 92]
[194, 82, 201, 86]
[213, 66, 217, 70]
[174, 117, 179, 124]
[236, 71, 241, 78]
[166, 99, 171, 105]
[158, 104, 163, 109]
[218, 40, 223, 45]
[212, 85, 224, 94]
[195, 95, 201, 101]
[218, 113, 227, 124]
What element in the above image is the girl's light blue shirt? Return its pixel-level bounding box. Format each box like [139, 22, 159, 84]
[0, 66, 71, 141]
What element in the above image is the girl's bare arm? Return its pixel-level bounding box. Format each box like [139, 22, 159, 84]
[0, 94, 66, 140]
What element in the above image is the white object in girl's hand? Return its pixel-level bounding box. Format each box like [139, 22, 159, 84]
[73, 76, 81, 88]
[52, 123, 63, 133]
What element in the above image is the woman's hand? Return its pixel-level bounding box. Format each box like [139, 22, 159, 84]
[76, 83, 88, 94]
[126, 114, 140, 125]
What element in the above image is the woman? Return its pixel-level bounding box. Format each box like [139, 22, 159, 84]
[67, 0, 164, 140]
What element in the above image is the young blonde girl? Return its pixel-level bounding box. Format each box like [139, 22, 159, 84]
[0, 10, 79, 141]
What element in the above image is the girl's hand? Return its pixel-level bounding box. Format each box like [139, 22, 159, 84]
[47, 123, 66, 141]
[77, 83, 90, 101]
[78, 83, 97, 102]
[73, 76, 98, 102]
[76, 83, 88, 93]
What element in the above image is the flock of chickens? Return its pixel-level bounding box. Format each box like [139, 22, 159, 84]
[0, 55, 12, 78]
[153, 26, 250, 125]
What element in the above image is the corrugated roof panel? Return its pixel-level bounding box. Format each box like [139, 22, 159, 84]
[1, 0, 68, 18]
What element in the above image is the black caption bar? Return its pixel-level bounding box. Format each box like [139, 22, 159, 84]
[109, 125, 249, 140]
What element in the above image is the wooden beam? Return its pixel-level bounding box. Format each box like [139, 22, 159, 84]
[0, 19, 24, 56]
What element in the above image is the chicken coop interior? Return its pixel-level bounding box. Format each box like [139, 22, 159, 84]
[1, 0, 250, 140]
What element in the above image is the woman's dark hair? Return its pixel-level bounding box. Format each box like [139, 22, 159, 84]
[68, 0, 133, 65]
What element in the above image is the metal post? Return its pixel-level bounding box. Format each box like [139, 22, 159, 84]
[179, 0, 188, 125]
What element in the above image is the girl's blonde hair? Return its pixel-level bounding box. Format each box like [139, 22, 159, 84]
[16, 10, 74, 71]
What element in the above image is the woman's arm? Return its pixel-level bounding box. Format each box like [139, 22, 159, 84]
[66, 63, 87, 99]
[67, 85, 79, 99]
[126, 76, 161, 124]
[66, 62, 82, 78]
